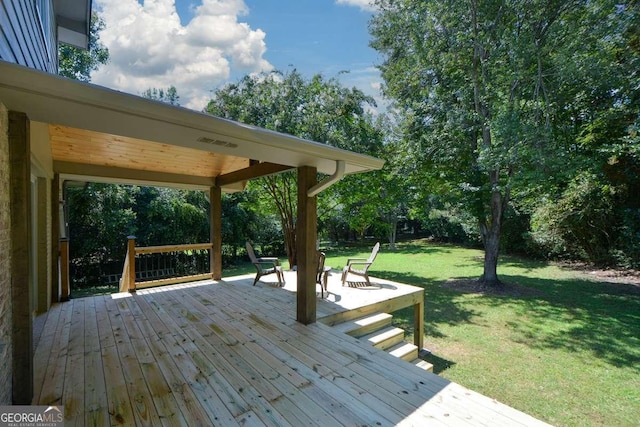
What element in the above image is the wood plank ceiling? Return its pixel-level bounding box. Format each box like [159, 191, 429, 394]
[49, 124, 251, 178]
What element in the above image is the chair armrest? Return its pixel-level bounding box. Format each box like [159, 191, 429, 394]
[257, 257, 280, 265]
[346, 257, 367, 265]
[346, 261, 371, 268]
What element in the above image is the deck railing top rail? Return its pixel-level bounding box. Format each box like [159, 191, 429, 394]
[135, 242, 213, 255]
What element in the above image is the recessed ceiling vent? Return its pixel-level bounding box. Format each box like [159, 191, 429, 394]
[197, 136, 238, 148]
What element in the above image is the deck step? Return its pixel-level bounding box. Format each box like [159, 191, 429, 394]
[361, 326, 405, 350]
[412, 359, 434, 372]
[332, 312, 393, 338]
[388, 342, 419, 361]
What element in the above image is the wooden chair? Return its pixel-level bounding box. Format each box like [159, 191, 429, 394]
[246, 241, 284, 286]
[341, 242, 380, 286]
[316, 251, 331, 298]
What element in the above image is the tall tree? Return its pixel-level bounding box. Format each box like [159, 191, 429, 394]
[205, 70, 383, 266]
[370, 0, 634, 285]
[58, 11, 109, 81]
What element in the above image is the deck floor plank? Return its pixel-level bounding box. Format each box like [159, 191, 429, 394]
[139, 292, 251, 420]
[63, 298, 86, 426]
[177, 288, 341, 427]
[197, 283, 406, 426]
[152, 289, 295, 426]
[38, 298, 73, 406]
[32, 302, 62, 404]
[34, 276, 550, 426]
[104, 295, 162, 426]
[116, 297, 187, 426]
[83, 348, 110, 427]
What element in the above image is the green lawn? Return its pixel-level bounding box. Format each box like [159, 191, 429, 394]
[324, 240, 640, 427]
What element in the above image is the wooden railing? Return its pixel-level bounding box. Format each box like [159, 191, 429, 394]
[120, 236, 214, 292]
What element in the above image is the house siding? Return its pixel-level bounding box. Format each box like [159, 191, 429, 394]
[0, 0, 57, 73]
[0, 101, 13, 405]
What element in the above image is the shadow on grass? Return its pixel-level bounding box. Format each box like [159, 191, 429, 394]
[488, 274, 640, 371]
[434, 272, 640, 372]
[367, 242, 640, 372]
[422, 352, 457, 375]
[374, 270, 479, 339]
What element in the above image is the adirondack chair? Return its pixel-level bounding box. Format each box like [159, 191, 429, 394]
[316, 251, 331, 298]
[341, 242, 380, 286]
[246, 241, 284, 286]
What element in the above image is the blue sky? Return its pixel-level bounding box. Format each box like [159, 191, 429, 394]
[91, 0, 382, 111]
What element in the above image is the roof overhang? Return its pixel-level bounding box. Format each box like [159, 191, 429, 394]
[54, 0, 92, 49]
[0, 61, 384, 191]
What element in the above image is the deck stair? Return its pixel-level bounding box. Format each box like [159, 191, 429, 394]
[331, 311, 433, 372]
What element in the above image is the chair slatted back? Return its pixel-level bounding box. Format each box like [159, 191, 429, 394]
[246, 242, 258, 263]
[367, 242, 380, 263]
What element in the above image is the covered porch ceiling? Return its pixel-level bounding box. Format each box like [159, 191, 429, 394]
[0, 61, 384, 191]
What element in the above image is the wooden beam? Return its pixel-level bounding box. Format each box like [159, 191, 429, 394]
[8, 111, 33, 404]
[216, 162, 293, 187]
[210, 186, 222, 280]
[54, 161, 216, 188]
[296, 166, 317, 325]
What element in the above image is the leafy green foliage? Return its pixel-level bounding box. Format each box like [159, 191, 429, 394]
[205, 69, 386, 264]
[67, 183, 138, 286]
[141, 86, 180, 105]
[58, 12, 109, 81]
[370, 0, 640, 277]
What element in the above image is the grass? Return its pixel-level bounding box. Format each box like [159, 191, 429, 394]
[323, 239, 640, 427]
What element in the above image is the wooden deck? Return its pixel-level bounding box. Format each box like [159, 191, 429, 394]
[32, 273, 550, 426]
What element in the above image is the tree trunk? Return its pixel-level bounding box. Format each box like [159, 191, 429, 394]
[479, 170, 509, 287]
[264, 174, 297, 268]
[388, 219, 397, 250]
[481, 218, 501, 286]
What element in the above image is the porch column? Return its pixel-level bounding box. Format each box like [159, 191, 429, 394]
[51, 174, 60, 303]
[9, 111, 33, 404]
[296, 166, 317, 324]
[210, 186, 222, 280]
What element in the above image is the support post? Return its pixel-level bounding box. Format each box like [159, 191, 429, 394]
[51, 174, 60, 303]
[296, 166, 317, 324]
[9, 111, 33, 404]
[414, 297, 424, 349]
[210, 186, 222, 280]
[36, 177, 49, 312]
[127, 236, 136, 292]
[59, 238, 70, 302]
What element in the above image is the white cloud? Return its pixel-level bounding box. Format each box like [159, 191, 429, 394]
[335, 0, 378, 12]
[92, 0, 272, 110]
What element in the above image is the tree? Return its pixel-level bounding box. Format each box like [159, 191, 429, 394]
[370, 0, 637, 285]
[141, 86, 180, 105]
[58, 11, 109, 81]
[205, 70, 383, 266]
